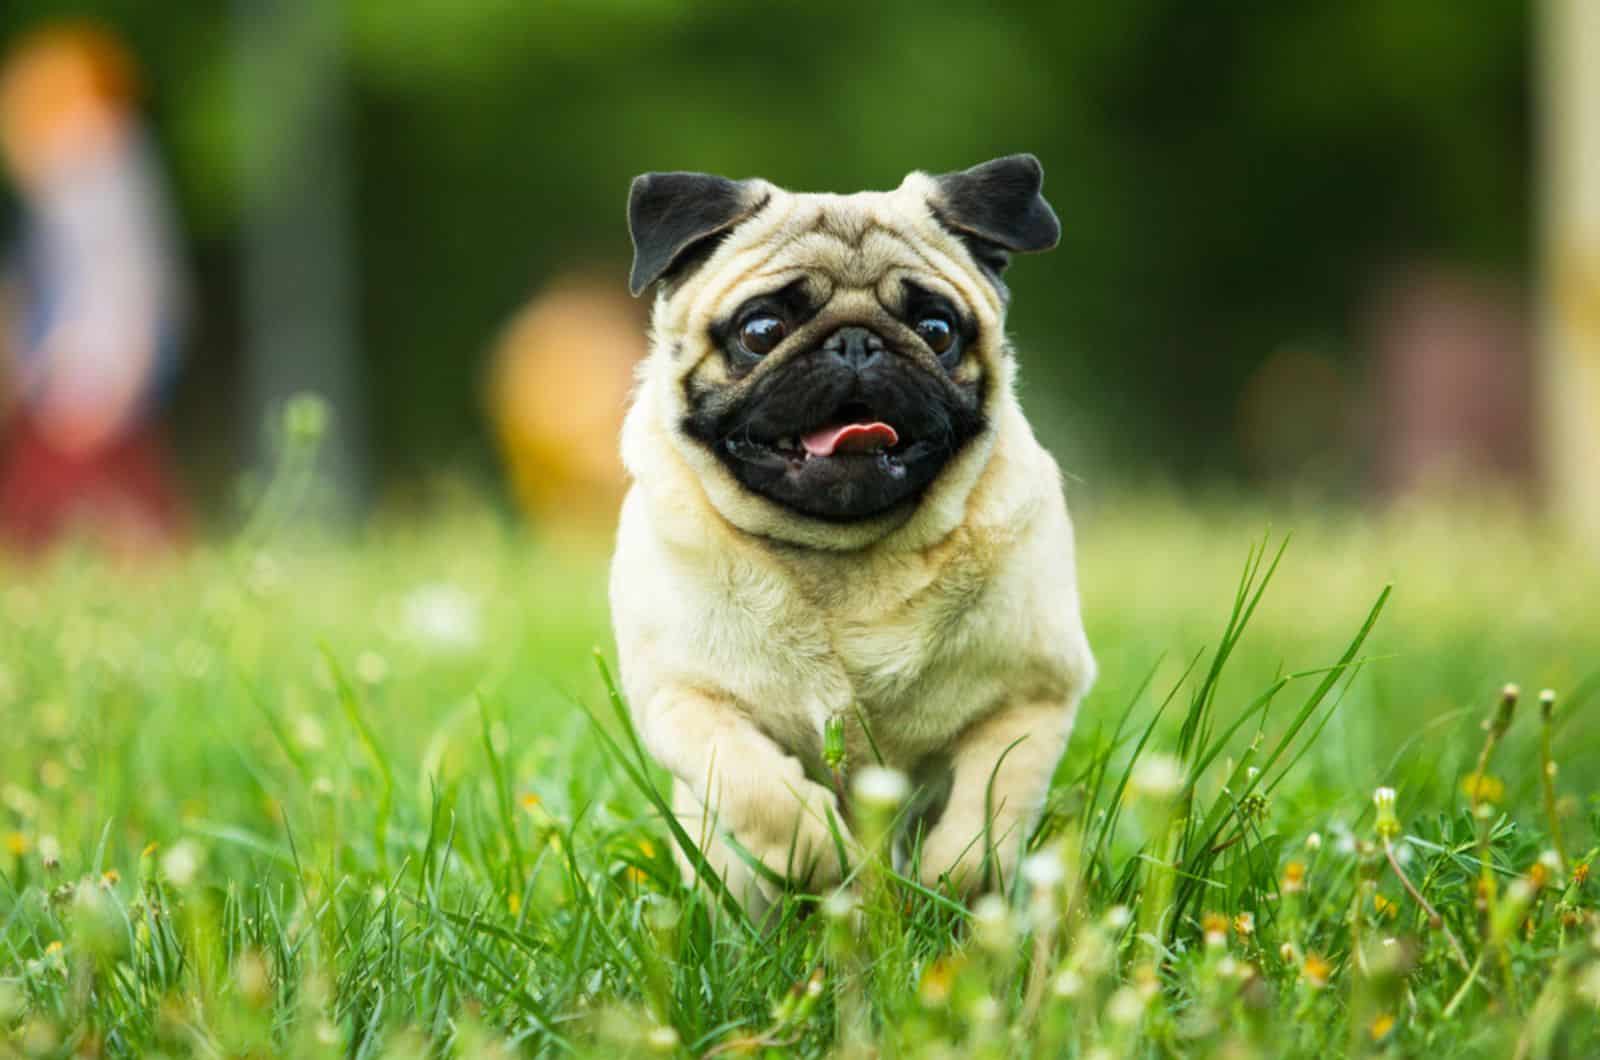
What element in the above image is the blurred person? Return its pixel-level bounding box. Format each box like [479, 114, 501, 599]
[0, 22, 189, 555]
[487, 275, 644, 541]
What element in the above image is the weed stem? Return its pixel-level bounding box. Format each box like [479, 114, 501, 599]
[1382, 838, 1469, 970]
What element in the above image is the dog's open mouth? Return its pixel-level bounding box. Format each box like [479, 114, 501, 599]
[699, 378, 983, 523]
[723, 401, 912, 470]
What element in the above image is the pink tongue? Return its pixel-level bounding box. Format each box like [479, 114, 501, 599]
[801, 422, 899, 457]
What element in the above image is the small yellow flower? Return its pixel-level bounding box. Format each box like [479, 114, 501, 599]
[1233, 912, 1255, 938]
[3, 831, 27, 856]
[141, 841, 159, 859]
[1374, 894, 1398, 920]
[1281, 860, 1307, 894]
[519, 793, 542, 812]
[1201, 911, 1229, 947]
[101, 869, 120, 887]
[1575, 862, 1590, 887]
[1370, 1013, 1396, 1040]
[44, 941, 63, 956]
[638, 839, 655, 859]
[918, 955, 962, 1008]
[626, 866, 649, 885]
[1529, 861, 1550, 891]
[1460, 772, 1504, 805]
[507, 892, 521, 915]
[1302, 953, 1332, 988]
[1476, 876, 1496, 911]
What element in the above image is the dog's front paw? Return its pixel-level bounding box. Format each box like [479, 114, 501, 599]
[916, 813, 1011, 896]
[915, 819, 985, 896]
[736, 778, 855, 895]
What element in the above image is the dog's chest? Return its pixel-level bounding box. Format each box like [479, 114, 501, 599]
[764, 524, 1012, 761]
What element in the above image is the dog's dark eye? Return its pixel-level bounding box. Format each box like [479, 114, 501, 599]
[915, 314, 955, 355]
[738, 314, 787, 357]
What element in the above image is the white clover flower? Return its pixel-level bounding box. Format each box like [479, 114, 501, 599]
[969, 995, 1002, 1025]
[852, 766, 910, 811]
[1129, 754, 1185, 799]
[0, 981, 22, 1022]
[1104, 905, 1133, 930]
[971, 893, 1014, 954]
[294, 714, 326, 752]
[1022, 848, 1065, 890]
[160, 840, 202, 887]
[234, 951, 272, 1007]
[356, 651, 389, 686]
[1052, 969, 1085, 999]
[402, 583, 483, 652]
[1105, 986, 1144, 1026]
[823, 890, 858, 923]
[1576, 963, 1600, 1007]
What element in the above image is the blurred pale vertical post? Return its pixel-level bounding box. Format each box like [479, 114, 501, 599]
[1542, 0, 1600, 547]
[232, 0, 368, 513]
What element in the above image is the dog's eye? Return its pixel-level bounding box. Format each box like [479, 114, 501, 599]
[738, 314, 787, 357]
[915, 314, 955, 355]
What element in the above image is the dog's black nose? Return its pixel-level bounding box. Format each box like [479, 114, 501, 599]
[823, 326, 884, 372]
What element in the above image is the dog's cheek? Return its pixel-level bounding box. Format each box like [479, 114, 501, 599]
[687, 350, 732, 389]
[951, 353, 984, 389]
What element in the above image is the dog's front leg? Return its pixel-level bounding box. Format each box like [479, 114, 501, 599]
[640, 687, 853, 912]
[916, 700, 1074, 896]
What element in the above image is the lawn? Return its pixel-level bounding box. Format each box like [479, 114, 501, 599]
[1, 487, 1597, 1057]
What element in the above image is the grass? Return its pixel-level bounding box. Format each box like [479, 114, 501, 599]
[1, 473, 1598, 1057]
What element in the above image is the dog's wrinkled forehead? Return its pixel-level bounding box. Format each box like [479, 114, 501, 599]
[705, 187, 971, 311]
[627, 155, 1061, 322]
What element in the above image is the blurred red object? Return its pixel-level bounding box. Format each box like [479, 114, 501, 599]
[1366, 265, 1533, 499]
[0, 412, 185, 553]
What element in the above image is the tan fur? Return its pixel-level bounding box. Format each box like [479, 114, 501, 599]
[610, 170, 1095, 913]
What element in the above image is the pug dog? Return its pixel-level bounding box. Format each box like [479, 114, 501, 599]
[610, 155, 1095, 914]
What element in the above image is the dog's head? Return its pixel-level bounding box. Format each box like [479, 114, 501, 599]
[626, 155, 1058, 546]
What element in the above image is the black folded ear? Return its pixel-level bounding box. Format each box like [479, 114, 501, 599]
[627, 172, 767, 296]
[929, 154, 1061, 275]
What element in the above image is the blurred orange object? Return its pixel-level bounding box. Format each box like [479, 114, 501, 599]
[0, 21, 138, 190]
[487, 276, 645, 537]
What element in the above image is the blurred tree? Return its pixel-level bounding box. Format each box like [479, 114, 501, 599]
[0, 0, 1532, 496]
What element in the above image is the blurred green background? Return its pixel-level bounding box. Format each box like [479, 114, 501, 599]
[0, 1, 1534, 505]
